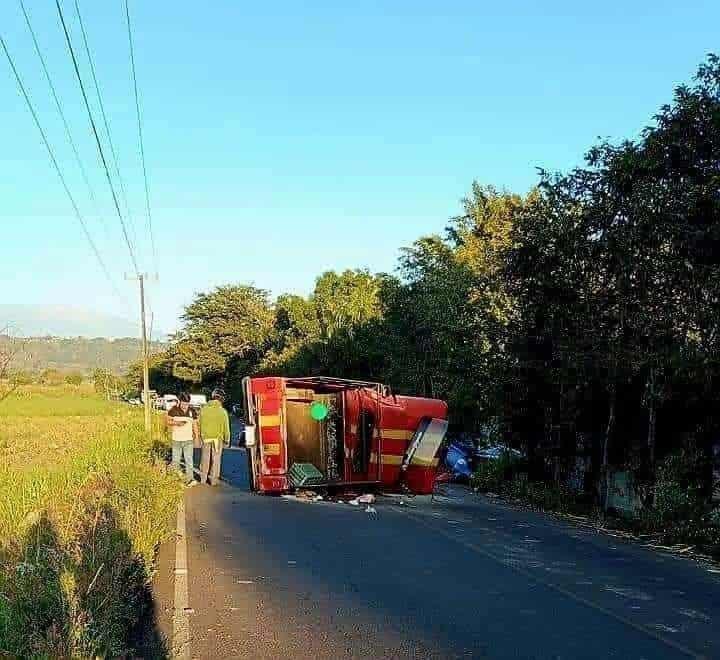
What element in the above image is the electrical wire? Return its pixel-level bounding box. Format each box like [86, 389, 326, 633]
[0, 33, 127, 307]
[18, 0, 112, 239]
[125, 0, 157, 276]
[55, 0, 140, 275]
[72, 0, 140, 252]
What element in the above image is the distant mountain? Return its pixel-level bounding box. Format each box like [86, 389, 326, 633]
[0, 304, 143, 339]
[0, 335, 165, 375]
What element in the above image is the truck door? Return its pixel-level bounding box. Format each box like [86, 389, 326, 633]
[401, 418, 449, 493]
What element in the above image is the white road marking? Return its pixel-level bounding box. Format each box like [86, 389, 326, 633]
[173, 498, 191, 659]
[604, 586, 654, 601]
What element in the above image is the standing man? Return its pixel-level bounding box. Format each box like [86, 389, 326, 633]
[167, 392, 198, 487]
[199, 388, 230, 486]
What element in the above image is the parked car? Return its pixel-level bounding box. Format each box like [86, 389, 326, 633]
[442, 434, 523, 482]
[189, 394, 207, 411]
[475, 443, 522, 462]
[444, 440, 474, 480]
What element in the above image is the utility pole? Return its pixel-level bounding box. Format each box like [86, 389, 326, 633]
[127, 272, 152, 436]
[139, 274, 151, 434]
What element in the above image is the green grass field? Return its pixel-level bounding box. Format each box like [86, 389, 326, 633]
[0, 385, 122, 417]
[0, 385, 181, 657]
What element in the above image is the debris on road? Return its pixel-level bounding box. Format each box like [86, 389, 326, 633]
[281, 490, 319, 504]
[347, 493, 376, 506]
[280, 490, 379, 510]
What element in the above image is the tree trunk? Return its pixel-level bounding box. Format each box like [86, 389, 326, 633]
[648, 401, 657, 467]
[604, 394, 615, 469]
[602, 386, 616, 510]
[646, 367, 659, 469]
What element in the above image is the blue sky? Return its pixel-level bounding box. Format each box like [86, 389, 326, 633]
[1, 1, 718, 335]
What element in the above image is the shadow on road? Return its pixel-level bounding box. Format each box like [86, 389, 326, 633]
[181, 448, 701, 659]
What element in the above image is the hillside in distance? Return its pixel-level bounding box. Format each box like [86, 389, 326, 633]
[1, 335, 165, 375]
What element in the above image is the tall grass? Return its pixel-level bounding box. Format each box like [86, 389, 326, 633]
[0, 386, 181, 657]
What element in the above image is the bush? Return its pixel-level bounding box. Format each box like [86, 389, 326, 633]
[638, 443, 708, 534]
[472, 451, 588, 516]
[8, 371, 35, 386]
[471, 460, 505, 493]
[64, 372, 83, 386]
[631, 443, 720, 552]
[471, 450, 519, 493]
[506, 476, 586, 514]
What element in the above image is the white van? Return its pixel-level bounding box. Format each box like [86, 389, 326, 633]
[189, 394, 208, 410]
[163, 394, 179, 411]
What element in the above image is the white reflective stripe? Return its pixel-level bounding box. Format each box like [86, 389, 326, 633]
[172, 499, 190, 659]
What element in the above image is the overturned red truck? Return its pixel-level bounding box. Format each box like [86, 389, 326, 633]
[241, 376, 449, 495]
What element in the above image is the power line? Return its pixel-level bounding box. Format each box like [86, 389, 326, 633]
[125, 0, 157, 275]
[18, 0, 112, 239]
[55, 0, 140, 275]
[0, 33, 127, 306]
[72, 0, 140, 252]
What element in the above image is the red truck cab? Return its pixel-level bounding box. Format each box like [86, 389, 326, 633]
[242, 376, 448, 495]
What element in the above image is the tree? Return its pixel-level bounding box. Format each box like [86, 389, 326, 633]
[262, 270, 386, 378]
[92, 368, 122, 399]
[0, 328, 26, 404]
[375, 186, 521, 430]
[172, 284, 275, 383]
[501, 54, 720, 494]
[64, 372, 83, 386]
[582, 55, 720, 471]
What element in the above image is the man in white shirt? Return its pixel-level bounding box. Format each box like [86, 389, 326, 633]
[167, 392, 198, 486]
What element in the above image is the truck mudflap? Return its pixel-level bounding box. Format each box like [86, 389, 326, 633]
[401, 418, 449, 494]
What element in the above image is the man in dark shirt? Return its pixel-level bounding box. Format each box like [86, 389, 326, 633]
[167, 392, 198, 486]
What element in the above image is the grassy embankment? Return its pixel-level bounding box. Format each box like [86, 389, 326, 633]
[0, 385, 181, 657]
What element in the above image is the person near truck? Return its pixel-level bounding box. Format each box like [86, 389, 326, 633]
[199, 388, 230, 485]
[167, 392, 198, 486]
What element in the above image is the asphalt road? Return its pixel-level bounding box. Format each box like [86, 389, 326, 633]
[153, 448, 720, 659]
